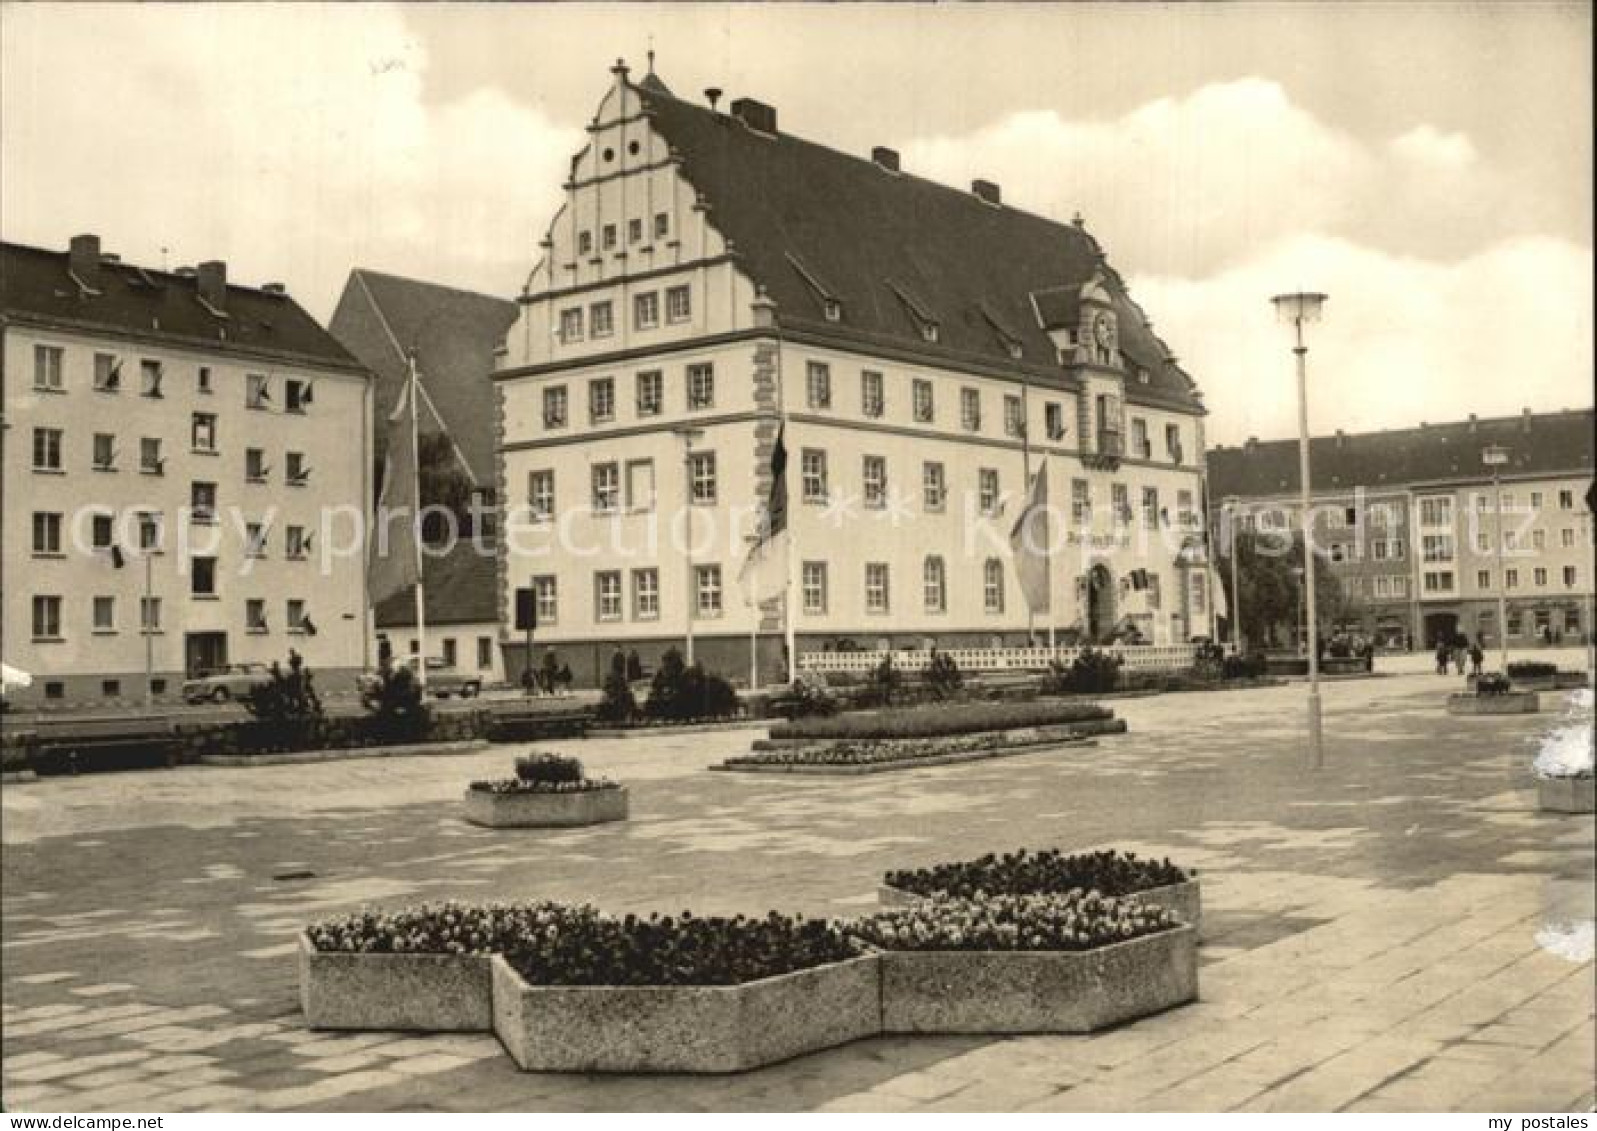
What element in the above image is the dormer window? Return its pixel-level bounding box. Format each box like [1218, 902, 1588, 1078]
[921, 323, 940, 344]
[823, 299, 842, 323]
[577, 230, 593, 256]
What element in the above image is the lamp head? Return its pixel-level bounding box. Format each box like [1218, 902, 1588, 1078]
[1272, 292, 1328, 325]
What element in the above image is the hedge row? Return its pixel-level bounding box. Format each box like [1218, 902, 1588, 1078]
[768, 699, 1112, 741]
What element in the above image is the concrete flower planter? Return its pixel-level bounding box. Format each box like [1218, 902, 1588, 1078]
[1446, 692, 1539, 715]
[462, 785, 628, 828]
[1537, 776, 1596, 814]
[878, 878, 1201, 929]
[1509, 675, 1558, 693]
[298, 933, 493, 1031]
[491, 952, 881, 1073]
[879, 924, 1197, 1034]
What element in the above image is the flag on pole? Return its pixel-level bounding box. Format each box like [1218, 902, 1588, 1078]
[367, 370, 422, 606]
[738, 424, 789, 605]
[1008, 458, 1051, 614]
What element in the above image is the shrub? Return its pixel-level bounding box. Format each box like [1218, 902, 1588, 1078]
[306, 900, 597, 955]
[242, 650, 324, 748]
[515, 752, 584, 784]
[1041, 648, 1123, 695]
[770, 699, 1111, 741]
[359, 657, 430, 744]
[1475, 674, 1512, 697]
[859, 654, 904, 708]
[1507, 661, 1558, 679]
[644, 648, 741, 721]
[923, 649, 964, 701]
[722, 730, 1084, 768]
[773, 672, 839, 720]
[597, 653, 639, 723]
[1221, 652, 1268, 680]
[849, 890, 1180, 952]
[885, 847, 1189, 900]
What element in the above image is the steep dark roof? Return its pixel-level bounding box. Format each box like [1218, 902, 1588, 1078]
[636, 84, 1201, 412]
[0, 241, 359, 370]
[373, 542, 499, 628]
[1208, 409, 1596, 498]
[329, 269, 518, 483]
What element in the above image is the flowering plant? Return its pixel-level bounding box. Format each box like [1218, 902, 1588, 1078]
[886, 848, 1189, 900]
[305, 900, 598, 956]
[515, 752, 584, 784]
[849, 890, 1180, 952]
[469, 776, 620, 794]
[769, 699, 1111, 742]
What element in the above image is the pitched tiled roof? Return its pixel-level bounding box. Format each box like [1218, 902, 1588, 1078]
[373, 541, 499, 628]
[637, 84, 1202, 413]
[329, 269, 517, 484]
[0, 241, 359, 370]
[1208, 409, 1596, 498]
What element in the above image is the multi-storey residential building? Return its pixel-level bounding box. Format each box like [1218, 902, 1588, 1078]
[2, 235, 372, 705]
[1209, 409, 1594, 649]
[495, 63, 1213, 685]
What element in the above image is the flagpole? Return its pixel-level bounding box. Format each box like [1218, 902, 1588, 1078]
[1021, 377, 1034, 650]
[777, 334, 796, 684]
[144, 549, 154, 709]
[408, 351, 427, 691]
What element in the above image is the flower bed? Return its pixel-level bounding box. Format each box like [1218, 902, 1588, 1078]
[464, 752, 628, 828]
[880, 848, 1200, 927]
[767, 699, 1114, 742]
[1447, 690, 1538, 715]
[714, 725, 1118, 774]
[300, 902, 589, 1031]
[852, 892, 1196, 1033]
[492, 911, 879, 1072]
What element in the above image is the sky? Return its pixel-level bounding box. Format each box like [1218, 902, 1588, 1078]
[2, 1, 1591, 445]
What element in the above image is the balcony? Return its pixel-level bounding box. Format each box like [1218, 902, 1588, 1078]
[1084, 428, 1124, 471]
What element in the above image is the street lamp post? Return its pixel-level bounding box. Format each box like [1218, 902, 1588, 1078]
[673, 426, 706, 666]
[1273, 292, 1328, 770]
[1483, 445, 1511, 673]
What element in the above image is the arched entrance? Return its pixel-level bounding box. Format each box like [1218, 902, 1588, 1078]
[1423, 611, 1459, 648]
[1086, 563, 1116, 643]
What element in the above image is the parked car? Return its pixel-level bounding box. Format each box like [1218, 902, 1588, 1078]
[182, 663, 272, 704]
[358, 657, 482, 700]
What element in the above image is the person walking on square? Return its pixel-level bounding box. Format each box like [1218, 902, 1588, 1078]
[1453, 635, 1468, 675]
[1469, 642, 1484, 676]
[1435, 640, 1450, 675]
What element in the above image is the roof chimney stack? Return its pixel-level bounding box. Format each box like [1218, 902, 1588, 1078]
[1522, 407, 1533, 432]
[704, 87, 722, 111]
[261, 282, 286, 296]
[871, 146, 900, 173]
[729, 96, 776, 134]
[68, 234, 101, 289]
[1334, 429, 1346, 448]
[197, 260, 227, 312]
[972, 179, 1001, 206]
[1467, 413, 1477, 431]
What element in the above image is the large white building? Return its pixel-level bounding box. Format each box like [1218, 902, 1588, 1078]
[2, 235, 372, 705]
[495, 63, 1214, 685]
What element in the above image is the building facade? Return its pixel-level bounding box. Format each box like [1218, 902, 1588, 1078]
[495, 63, 1214, 685]
[2, 236, 372, 705]
[1209, 409, 1595, 650]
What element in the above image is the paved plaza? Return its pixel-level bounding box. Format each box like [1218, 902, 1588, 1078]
[3, 670, 1593, 1112]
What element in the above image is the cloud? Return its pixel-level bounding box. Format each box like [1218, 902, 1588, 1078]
[1, 2, 579, 316]
[1389, 124, 1479, 170]
[1132, 233, 1595, 445]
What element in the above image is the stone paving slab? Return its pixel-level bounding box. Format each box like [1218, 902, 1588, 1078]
[3, 674, 1591, 1111]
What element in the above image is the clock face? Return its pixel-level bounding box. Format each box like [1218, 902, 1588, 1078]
[1093, 312, 1114, 348]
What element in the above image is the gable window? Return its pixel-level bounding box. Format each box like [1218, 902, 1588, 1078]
[690, 452, 718, 504]
[191, 556, 218, 597]
[543, 385, 568, 428]
[33, 427, 63, 471]
[695, 565, 723, 618]
[94, 352, 122, 392]
[923, 556, 947, 613]
[634, 291, 660, 330]
[636, 370, 663, 416]
[979, 468, 1000, 515]
[960, 388, 982, 432]
[806, 361, 832, 409]
[591, 463, 620, 513]
[528, 471, 555, 521]
[191, 481, 218, 523]
[140, 360, 163, 398]
[35, 344, 65, 390]
[861, 370, 885, 418]
[93, 432, 117, 471]
[286, 452, 310, 486]
[802, 449, 829, 504]
[140, 437, 163, 475]
[577, 230, 593, 256]
[192, 412, 218, 453]
[801, 561, 828, 614]
[687, 363, 714, 409]
[32, 511, 63, 555]
[558, 307, 583, 343]
[590, 301, 614, 338]
[666, 285, 691, 324]
[923, 462, 946, 511]
[865, 562, 890, 614]
[984, 558, 1005, 613]
[589, 377, 615, 423]
[654, 212, 670, 240]
[912, 379, 934, 423]
[862, 455, 887, 508]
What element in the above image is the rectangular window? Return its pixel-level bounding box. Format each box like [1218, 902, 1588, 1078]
[979, 468, 1000, 515]
[1374, 540, 1389, 561]
[191, 481, 217, 523]
[1390, 538, 1405, 560]
[559, 308, 584, 343]
[138, 512, 162, 552]
[862, 455, 887, 508]
[191, 413, 217, 453]
[1534, 567, 1548, 587]
[96, 351, 126, 393]
[865, 562, 890, 614]
[32, 595, 63, 640]
[1562, 528, 1576, 548]
[636, 370, 663, 416]
[602, 224, 617, 250]
[1142, 487, 1160, 528]
[690, 452, 717, 504]
[1166, 423, 1183, 462]
[543, 385, 568, 428]
[477, 636, 493, 669]
[1559, 489, 1574, 510]
[140, 359, 164, 398]
[285, 452, 310, 486]
[1132, 418, 1151, 459]
[625, 459, 655, 511]
[923, 462, 946, 511]
[1111, 483, 1131, 526]
[1419, 497, 1453, 527]
[141, 437, 163, 475]
[286, 525, 308, 560]
[666, 285, 691, 324]
[35, 344, 65, 390]
[1505, 568, 1519, 589]
[802, 449, 829, 504]
[92, 432, 116, 471]
[912, 379, 934, 423]
[984, 558, 1005, 613]
[802, 561, 828, 615]
[246, 448, 268, 482]
[960, 388, 982, 432]
[1004, 395, 1025, 438]
[246, 373, 271, 410]
[1176, 489, 1196, 528]
[528, 470, 555, 521]
[1422, 534, 1454, 563]
[245, 522, 268, 558]
[32, 511, 63, 555]
[1072, 479, 1091, 526]
[1477, 569, 1491, 589]
[246, 599, 268, 632]
[591, 463, 620, 512]
[687, 363, 714, 409]
[1044, 402, 1065, 441]
[282, 379, 310, 413]
[628, 217, 643, 244]
[93, 596, 116, 633]
[632, 568, 660, 620]
[634, 291, 659, 330]
[578, 230, 593, 256]
[923, 556, 946, 613]
[32, 427, 62, 471]
[695, 565, 723, 618]
[287, 599, 307, 633]
[1564, 565, 1578, 587]
[654, 212, 670, 240]
[589, 377, 615, 423]
[441, 637, 458, 668]
[861, 370, 885, 418]
[806, 361, 832, 409]
[90, 513, 113, 550]
[1530, 491, 1543, 511]
[141, 595, 162, 632]
[595, 572, 623, 622]
[197, 366, 213, 394]
[534, 575, 558, 624]
[192, 556, 217, 597]
[589, 301, 614, 339]
[1532, 529, 1546, 551]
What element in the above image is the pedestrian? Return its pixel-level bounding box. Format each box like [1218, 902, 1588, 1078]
[1468, 642, 1484, 676]
[1435, 640, 1450, 675]
[1453, 637, 1467, 675]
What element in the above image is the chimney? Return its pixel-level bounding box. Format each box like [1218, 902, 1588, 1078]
[1467, 413, 1477, 432]
[175, 265, 197, 278]
[1521, 406, 1533, 432]
[197, 260, 227, 311]
[972, 179, 1002, 206]
[1245, 436, 1259, 453]
[68, 234, 101, 288]
[871, 146, 900, 173]
[704, 87, 722, 111]
[1334, 428, 1346, 448]
[729, 97, 777, 134]
[261, 282, 286, 295]
[100, 252, 120, 264]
